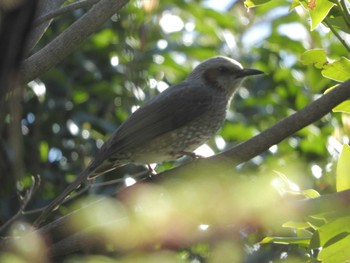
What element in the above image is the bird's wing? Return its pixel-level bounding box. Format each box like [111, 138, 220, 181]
[93, 81, 215, 164]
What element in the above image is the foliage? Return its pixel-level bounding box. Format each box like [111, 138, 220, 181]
[2, 0, 350, 262]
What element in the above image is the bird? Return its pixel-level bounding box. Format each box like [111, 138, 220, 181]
[34, 56, 263, 225]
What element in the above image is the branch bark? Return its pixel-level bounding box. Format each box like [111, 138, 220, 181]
[33, 0, 100, 27]
[25, 0, 65, 55]
[20, 0, 130, 83]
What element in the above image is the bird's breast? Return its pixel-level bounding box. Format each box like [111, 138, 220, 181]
[128, 98, 228, 164]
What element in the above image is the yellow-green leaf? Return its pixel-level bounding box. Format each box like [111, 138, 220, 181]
[316, 216, 350, 262]
[301, 189, 321, 198]
[333, 100, 350, 114]
[260, 236, 310, 245]
[306, 0, 335, 30]
[318, 234, 350, 262]
[324, 85, 350, 113]
[322, 57, 350, 82]
[336, 144, 350, 192]
[289, 0, 301, 10]
[283, 221, 310, 229]
[300, 49, 327, 69]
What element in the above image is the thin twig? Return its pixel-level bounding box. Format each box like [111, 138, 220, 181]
[22, 180, 93, 216]
[22, 169, 148, 215]
[34, 0, 100, 27]
[92, 169, 149, 187]
[20, 0, 130, 84]
[324, 18, 350, 53]
[0, 175, 40, 234]
[338, 0, 350, 28]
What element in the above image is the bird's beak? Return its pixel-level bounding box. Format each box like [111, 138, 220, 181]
[237, 68, 264, 78]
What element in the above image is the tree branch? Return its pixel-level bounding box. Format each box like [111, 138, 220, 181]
[24, 0, 65, 55]
[33, 0, 100, 27]
[20, 0, 130, 83]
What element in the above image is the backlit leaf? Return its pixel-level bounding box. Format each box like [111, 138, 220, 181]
[336, 144, 350, 192]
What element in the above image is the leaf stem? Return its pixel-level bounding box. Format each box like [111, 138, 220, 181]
[324, 18, 350, 53]
[338, 0, 350, 28]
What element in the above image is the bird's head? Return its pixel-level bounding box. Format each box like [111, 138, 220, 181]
[186, 56, 263, 95]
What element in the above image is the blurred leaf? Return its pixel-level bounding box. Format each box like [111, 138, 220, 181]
[39, 141, 49, 162]
[268, 34, 305, 53]
[295, 90, 309, 109]
[336, 144, 350, 191]
[301, 189, 320, 198]
[91, 29, 116, 48]
[309, 230, 321, 248]
[244, 0, 271, 8]
[290, 0, 301, 10]
[0, 253, 26, 263]
[307, 216, 327, 230]
[72, 90, 89, 104]
[260, 236, 310, 246]
[316, 216, 350, 262]
[325, 16, 350, 34]
[283, 221, 310, 229]
[322, 57, 350, 82]
[220, 122, 256, 142]
[299, 128, 327, 156]
[22, 176, 33, 188]
[300, 49, 327, 69]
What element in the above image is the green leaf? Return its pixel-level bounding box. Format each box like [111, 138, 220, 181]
[319, 235, 350, 262]
[333, 100, 350, 113]
[73, 90, 89, 104]
[220, 122, 256, 141]
[289, 0, 301, 10]
[310, 230, 321, 248]
[307, 216, 327, 230]
[283, 221, 310, 229]
[322, 57, 350, 82]
[39, 141, 49, 162]
[325, 16, 350, 34]
[299, 129, 327, 156]
[301, 189, 320, 198]
[317, 216, 350, 246]
[244, 0, 271, 8]
[91, 29, 116, 48]
[324, 85, 350, 113]
[316, 216, 350, 262]
[260, 236, 310, 246]
[302, 0, 336, 30]
[323, 232, 350, 248]
[336, 144, 350, 191]
[300, 49, 327, 69]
